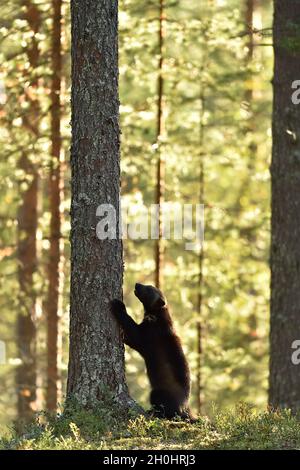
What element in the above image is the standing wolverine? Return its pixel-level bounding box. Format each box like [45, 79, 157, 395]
[111, 283, 194, 420]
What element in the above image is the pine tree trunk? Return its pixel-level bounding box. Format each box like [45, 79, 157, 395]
[244, 0, 258, 335]
[154, 0, 165, 289]
[17, 156, 38, 422]
[195, 15, 211, 414]
[196, 87, 205, 414]
[269, 0, 300, 411]
[245, 0, 255, 64]
[16, 0, 41, 422]
[67, 0, 134, 409]
[46, 0, 62, 412]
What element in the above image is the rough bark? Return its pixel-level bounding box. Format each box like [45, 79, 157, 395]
[269, 0, 300, 411]
[46, 0, 62, 412]
[67, 0, 134, 409]
[154, 0, 166, 289]
[16, 0, 41, 422]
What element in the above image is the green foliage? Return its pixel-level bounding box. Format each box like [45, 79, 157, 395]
[2, 403, 300, 450]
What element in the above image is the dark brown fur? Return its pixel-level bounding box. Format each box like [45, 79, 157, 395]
[111, 283, 194, 420]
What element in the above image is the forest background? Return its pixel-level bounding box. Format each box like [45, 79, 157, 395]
[0, 0, 272, 432]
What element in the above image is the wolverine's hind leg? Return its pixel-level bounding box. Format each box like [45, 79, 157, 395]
[150, 389, 180, 419]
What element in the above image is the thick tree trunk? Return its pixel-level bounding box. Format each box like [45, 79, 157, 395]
[154, 0, 165, 289]
[46, 0, 62, 412]
[67, 0, 133, 408]
[16, 0, 41, 422]
[269, 1, 300, 411]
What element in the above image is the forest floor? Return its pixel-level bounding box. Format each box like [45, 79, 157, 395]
[1, 402, 300, 450]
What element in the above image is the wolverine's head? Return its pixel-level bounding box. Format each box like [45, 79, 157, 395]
[134, 283, 166, 311]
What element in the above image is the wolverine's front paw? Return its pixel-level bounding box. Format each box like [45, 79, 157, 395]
[110, 299, 126, 316]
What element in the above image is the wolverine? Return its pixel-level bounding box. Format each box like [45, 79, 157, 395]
[111, 283, 194, 420]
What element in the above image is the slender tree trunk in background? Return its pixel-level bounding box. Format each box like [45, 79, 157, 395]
[46, 0, 62, 412]
[67, 0, 134, 409]
[245, 0, 255, 66]
[195, 12, 212, 414]
[154, 0, 165, 289]
[17, 156, 38, 422]
[244, 0, 256, 151]
[245, 0, 258, 336]
[16, 0, 41, 422]
[196, 88, 205, 414]
[244, 0, 256, 162]
[195, 22, 209, 411]
[269, 0, 300, 411]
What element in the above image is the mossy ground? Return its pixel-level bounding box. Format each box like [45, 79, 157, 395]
[1, 402, 300, 450]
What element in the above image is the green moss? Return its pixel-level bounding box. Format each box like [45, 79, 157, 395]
[1, 402, 300, 450]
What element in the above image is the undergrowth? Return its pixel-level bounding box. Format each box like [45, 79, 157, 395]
[1, 401, 300, 450]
